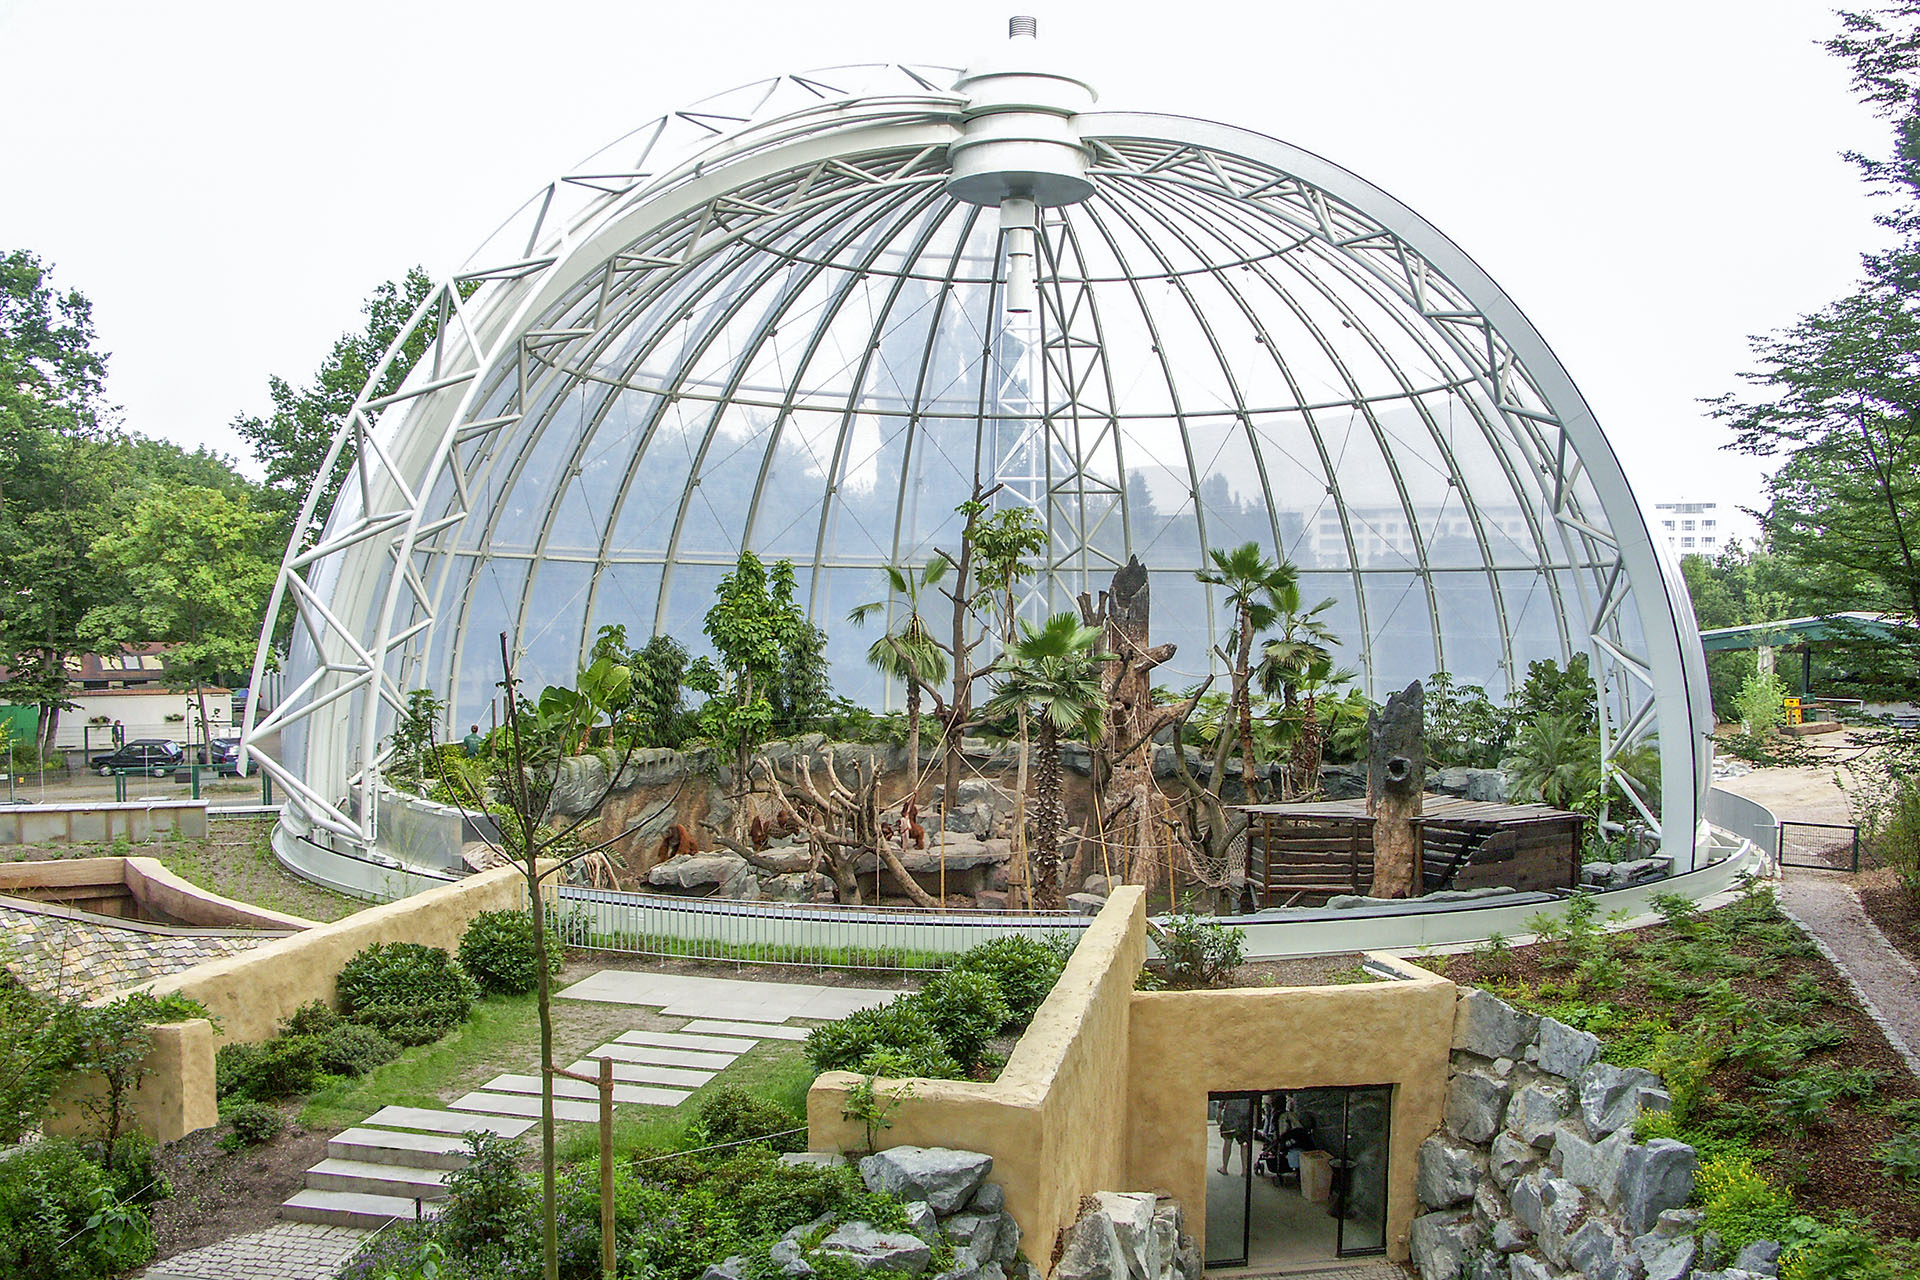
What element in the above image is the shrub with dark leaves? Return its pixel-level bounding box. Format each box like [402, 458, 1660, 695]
[335, 942, 478, 1045]
[804, 1000, 959, 1078]
[458, 909, 563, 996]
[952, 935, 1067, 1028]
[315, 1023, 401, 1077]
[689, 1085, 804, 1153]
[909, 969, 1010, 1071]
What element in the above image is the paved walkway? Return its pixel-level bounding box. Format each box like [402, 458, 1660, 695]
[138, 1223, 369, 1280]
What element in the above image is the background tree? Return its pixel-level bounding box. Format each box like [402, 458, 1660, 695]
[82, 485, 279, 754]
[1195, 543, 1288, 799]
[848, 559, 951, 794]
[983, 613, 1109, 909]
[1254, 580, 1345, 799]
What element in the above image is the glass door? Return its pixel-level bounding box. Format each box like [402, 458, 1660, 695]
[1332, 1085, 1392, 1257]
[1204, 1091, 1256, 1267]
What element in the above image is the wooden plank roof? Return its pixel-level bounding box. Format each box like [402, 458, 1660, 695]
[1236, 794, 1582, 824]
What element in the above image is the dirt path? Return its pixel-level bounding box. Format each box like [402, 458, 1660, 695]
[1715, 734, 1920, 1078]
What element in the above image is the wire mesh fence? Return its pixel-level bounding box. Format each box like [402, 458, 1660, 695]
[1777, 820, 1861, 872]
[549, 883, 1088, 971]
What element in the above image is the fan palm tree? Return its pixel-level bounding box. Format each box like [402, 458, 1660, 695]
[984, 613, 1110, 909]
[1196, 543, 1294, 797]
[1502, 712, 1601, 809]
[849, 559, 952, 794]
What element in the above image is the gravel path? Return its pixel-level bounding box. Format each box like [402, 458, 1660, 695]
[1714, 736, 1920, 1079]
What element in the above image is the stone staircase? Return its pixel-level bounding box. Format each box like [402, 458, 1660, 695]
[280, 1107, 533, 1229]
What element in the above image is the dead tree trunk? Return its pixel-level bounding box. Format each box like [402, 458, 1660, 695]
[757, 751, 943, 909]
[1079, 557, 1185, 888]
[1366, 680, 1425, 899]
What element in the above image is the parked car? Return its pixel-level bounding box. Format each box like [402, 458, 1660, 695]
[89, 740, 186, 777]
[208, 736, 255, 776]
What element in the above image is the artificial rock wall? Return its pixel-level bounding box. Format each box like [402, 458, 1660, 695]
[1413, 988, 1703, 1280]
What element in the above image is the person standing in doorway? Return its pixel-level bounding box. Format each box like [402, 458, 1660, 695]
[1218, 1095, 1253, 1176]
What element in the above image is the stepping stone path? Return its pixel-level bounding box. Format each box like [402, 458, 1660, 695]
[277, 1019, 840, 1231]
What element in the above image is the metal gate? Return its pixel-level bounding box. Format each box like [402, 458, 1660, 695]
[1777, 820, 1860, 872]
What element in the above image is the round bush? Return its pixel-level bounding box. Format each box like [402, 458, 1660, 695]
[805, 1002, 962, 1079]
[689, 1085, 804, 1152]
[224, 1100, 283, 1146]
[315, 1024, 401, 1077]
[952, 935, 1066, 1028]
[278, 1000, 341, 1038]
[910, 970, 1010, 1071]
[215, 1036, 320, 1101]
[458, 909, 563, 996]
[336, 942, 478, 1045]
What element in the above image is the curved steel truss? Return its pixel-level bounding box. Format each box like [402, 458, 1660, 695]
[242, 62, 1712, 869]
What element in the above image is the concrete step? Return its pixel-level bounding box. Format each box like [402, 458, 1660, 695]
[451, 1091, 614, 1123]
[570, 1056, 722, 1088]
[280, 1188, 442, 1230]
[616, 1028, 759, 1054]
[574, 1042, 737, 1070]
[306, 1157, 452, 1200]
[361, 1105, 533, 1138]
[681, 1019, 808, 1040]
[484, 1071, 700, 1106]
[328, 1127, 475, 1170]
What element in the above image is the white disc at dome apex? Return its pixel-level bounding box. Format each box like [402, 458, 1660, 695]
[241, 20, 1711, 882]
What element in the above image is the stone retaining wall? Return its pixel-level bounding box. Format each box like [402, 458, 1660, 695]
[1412, 988, 1703, 1280]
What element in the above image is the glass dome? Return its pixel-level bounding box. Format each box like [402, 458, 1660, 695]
[245, 53, 1712, 870]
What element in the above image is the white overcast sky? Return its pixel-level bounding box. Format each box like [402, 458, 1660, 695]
[0, 0, 1895, 537]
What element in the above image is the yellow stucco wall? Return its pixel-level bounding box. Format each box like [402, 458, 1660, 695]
[1125, 955, 1455, 1263]
[45, 1018, 219, 1145]
[136, 863, 533, 1045]
[805, 896, 1454, 1269]
[808, 886, 1148, 1266]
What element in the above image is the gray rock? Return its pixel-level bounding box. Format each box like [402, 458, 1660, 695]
[1409, 1210, 1484, 1280]
[1554, 1124, 1631, 1199]
[1694, 1272, 1768, 1280]
[817, 1223, 934, 1275]
[1417, 1135, 1486, 1208]
[769, 1238, 814, 1278]
[1699, 1231, 1726, 1269]
[1453, 989, 1540, 1060]
[945, 1212, 1008, 1272]
[1150, 1203, 1182, 1280]
[766, 871, 832, 901]
[1490, 1131, 1536, 1189]
[1508, 1255, 1555, 1280]
[1066, 893, 1108, 916]
[859, 1148, 994, 1215]
[1092, 1192, 1159, 1280]
[1734, 1241, 1782, 1276]
[700, 1258, 747, 1280]
[779, 1152, 849, 1168]
[1535, 1179, 1583, 1270]
[1575, 1063, 1671, 1137]
[1567, 1219, 1632, 1280]
[650, 852, 758, 898]
[1471, 1181, 1508, 1228]
[903, 1201, 940, 1245]
[970, 1182, 1007, 1214]
[1492, 1217, 1534, 1254]
[1531, 1018, 1601, 1079]
[1616, 1139, 1697, 1236]
[1505, 1082, 1570, 1149]
[1448, 1069, 1512, 1145]
[1655, 1208, 1701, 1235]
[1608, 857, 1671, 888]
[1581, 861, 1616, 887]
[1083, 875, 1114, 896]
[1632, 1227, 1698, 1280]
[1508, 1169, 1548, 1233]
[1054, 1208, 1124, 1280]
[1465, 768, 1508, 802]
[548, 754, 611, 817]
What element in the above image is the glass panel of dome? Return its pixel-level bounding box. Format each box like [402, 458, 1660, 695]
[603, 398, 704, 556]
[453, 557, 528, 716]
[1433, 569, 1504, 691]
[656, 561, 726, 661]
[588, 562, 663, 639]
[520, 559, 594, 685]
[1362, 571, 1437, 693]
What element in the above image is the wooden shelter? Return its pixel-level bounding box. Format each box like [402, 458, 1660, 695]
[1237, 795, 1585, 908]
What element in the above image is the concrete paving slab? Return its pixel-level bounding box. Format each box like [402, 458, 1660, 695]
[362, 1105, 533, 1138]
[557, 970, 899, 1023]
[484, 1068, 713, 1098]
[569, 1057, 723, 1087]
[682, 1018, 810, 1040]
[450, 1091, 603, 1123]
[572, 1043, 736, 1070]
[616, 1028, 758, 1054]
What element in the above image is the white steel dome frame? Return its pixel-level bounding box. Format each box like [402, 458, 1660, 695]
[241, 60, 1713, 875]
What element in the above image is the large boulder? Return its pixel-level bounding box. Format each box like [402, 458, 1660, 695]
[1535, 1179, 1584, 1270]
[1733, 1240, 1783, 1277]
[1566, 1218, 1633, 1280]
[1554, 1124, 1631, 1199]
[1417, 1136, 1485, 1209]
[1091, 1192, 1159, 1280]
[1447, 1069, 1511, 1144]
[1505, 1081, 1570, 1149]
[859, 1148, 994, 1215]
[1508, 1253, 1556, 1280]
[1409, 1211, 1484, 1280]
[548, 754, 611, 817]
[1453, 989, 1538, 1060]
[1054, 1206, 1125, 1280]
[1616, 1139, 1697, 1236]
[650, 853, 758, 898]
[1530, 1018, 1601, 1079]
[1575, 1063, 1670, 1137]
[1633, 1226, 1700, 1280]
[1489, 1131, 1537, 1189]
[944, 1210, 1017, 1271]
[817, 1223, 934, 1275]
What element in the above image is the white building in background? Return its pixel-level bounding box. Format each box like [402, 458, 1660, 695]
[1650, 500, 1743, 557]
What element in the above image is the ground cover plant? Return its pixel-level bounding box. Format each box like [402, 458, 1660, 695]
[1435, 885, 1920, 1270]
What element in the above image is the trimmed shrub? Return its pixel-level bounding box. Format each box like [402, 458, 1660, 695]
[458, 908, 563, 996]
[278, 1000, 341, 1038]
[316, 1023, 401, 1077]
[0, 1138, 152, 1280]
[910, 970, 1010, 1071]
[214, 1035, 321, 1101]
[336, 942, 478, 1045]
[804, 1001, 960, 1078]
[952, 935, 1066, 1027]
[439, 1132, 529, 1254]
[223, 1100, 283, 1146]
[1158, 914, 1246, 987]
[689, 1085, 804, 1153]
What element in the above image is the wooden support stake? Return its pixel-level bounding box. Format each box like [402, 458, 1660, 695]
[599, 1057, 615, 1280]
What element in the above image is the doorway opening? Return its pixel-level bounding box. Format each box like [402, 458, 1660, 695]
[1203, 1085, 1391, 1271]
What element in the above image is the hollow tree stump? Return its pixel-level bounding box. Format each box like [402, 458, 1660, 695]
[1366, 680, 1425, 899]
